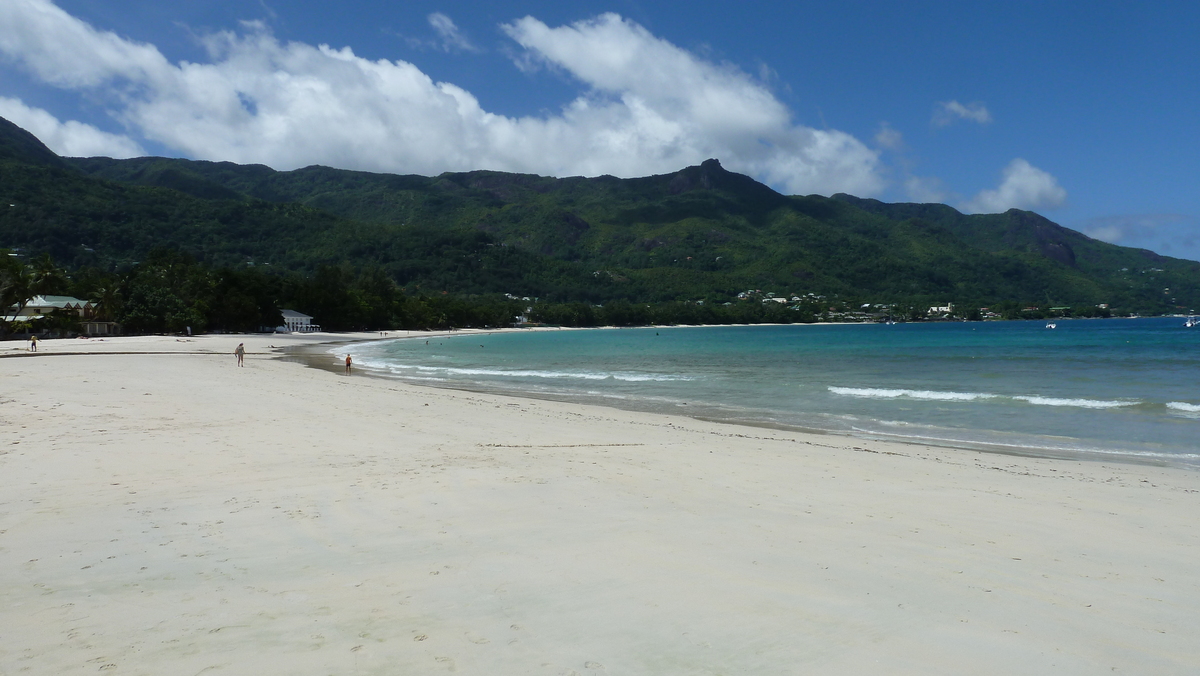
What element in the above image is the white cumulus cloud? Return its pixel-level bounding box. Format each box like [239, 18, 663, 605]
[500, 14, 883, 195]
[0, 1, 885, 197]
[964, 158, 1067, 214]
[934, 100, 992, 126]
[0, 0, 171, 88]
[0, 96, 144, 157]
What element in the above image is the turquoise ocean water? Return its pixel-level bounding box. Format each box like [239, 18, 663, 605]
[342, 318, 1200, 467]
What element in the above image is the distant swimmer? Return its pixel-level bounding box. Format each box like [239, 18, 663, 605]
[345, 354, 353, 374]
[234, 342, 245, 366]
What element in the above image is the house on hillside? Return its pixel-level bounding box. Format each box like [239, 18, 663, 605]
[279, 309, 320, 333]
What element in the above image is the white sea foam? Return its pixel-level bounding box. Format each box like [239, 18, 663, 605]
[1166, 401, 1200, 412]
[829, 386, 1142, 410]
[828, 387, 996, 401]
[1013, 395, 1137, 409]
[614, 373, 695, 382]
[359, 360, 692, 382]
[450, 367, 608, 379]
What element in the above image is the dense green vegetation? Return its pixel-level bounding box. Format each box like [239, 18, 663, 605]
[3, 113, 1199, 334]
[1, 248, 831, 336]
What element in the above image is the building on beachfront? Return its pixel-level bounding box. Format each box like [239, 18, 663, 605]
[3, 295, 120, 336]
[17, 295, 93, 318]
[279, 309, 320, 333]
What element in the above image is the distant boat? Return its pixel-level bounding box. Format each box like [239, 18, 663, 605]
[1046, 322, 1057, 329]
[1186, 315, 1198, 328]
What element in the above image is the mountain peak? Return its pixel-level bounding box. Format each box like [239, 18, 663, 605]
[0, 116, 66, 168]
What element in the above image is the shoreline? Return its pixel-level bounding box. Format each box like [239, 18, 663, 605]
[4, 332, 1200, 673]
[295, 328, 1200, 472]
[10, 324, 1194, 471]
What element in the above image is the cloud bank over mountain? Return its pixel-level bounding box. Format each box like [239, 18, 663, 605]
[0, 96, 144, 158]
[0, 0, 1064, 212]
[0, 1, 882, 196]
[964, 158, 1067, 214]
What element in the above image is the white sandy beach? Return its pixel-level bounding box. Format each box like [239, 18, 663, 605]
[2, 332, 1199, 675]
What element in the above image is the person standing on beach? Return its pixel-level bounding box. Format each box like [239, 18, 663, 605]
[345, 354, 353, 374]
[234, 342, 245, 367]
[29, 335, 37, 352]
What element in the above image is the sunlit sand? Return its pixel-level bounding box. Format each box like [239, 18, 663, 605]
[3, 333, 1198, 674]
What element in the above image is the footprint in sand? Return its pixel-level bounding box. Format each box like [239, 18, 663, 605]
[413, 634, 428, 642]
[585, 662, 604, 669]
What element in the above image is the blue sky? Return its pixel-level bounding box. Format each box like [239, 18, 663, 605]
[2, 0, 1198, 259]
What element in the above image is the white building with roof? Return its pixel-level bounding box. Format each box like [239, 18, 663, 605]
[4, 295, 120, 336]
[17, 295, 93, 317]
[279, 309, 320, 333]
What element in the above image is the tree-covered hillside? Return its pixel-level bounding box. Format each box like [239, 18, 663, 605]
[4, 115, 1199, 314]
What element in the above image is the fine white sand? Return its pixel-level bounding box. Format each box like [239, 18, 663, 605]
[2, 333, 1199, 675]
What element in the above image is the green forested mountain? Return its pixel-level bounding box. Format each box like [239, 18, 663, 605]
[3, 115, 1198, 313]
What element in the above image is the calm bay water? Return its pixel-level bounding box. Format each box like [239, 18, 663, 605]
[342, 318, 1200, 467]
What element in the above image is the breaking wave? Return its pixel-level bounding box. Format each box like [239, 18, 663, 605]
[1166, 401, 1200, 413]
[830, 387, 1141, 410]
[1012, 395, 1137, 409]
[350, 357, 693, 383]
[828, 387, 996, 401]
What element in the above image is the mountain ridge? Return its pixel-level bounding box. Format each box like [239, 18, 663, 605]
[3, 116, 1198, 312]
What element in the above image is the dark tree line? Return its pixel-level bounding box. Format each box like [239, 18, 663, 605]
[2, 249, 544, 334]
[3, 248, 825, 335]
[2, 248, 1130, 339]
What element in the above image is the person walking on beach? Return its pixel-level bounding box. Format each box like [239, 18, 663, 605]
[345, 354, 353, 374]
[234, 342, 245, 367]
[29, 335, 37, 352]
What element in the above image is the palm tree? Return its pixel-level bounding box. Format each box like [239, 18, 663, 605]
[0, 252, 33, 337]
[29, 253, 67, 296]
[90, 285, 123, 322]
